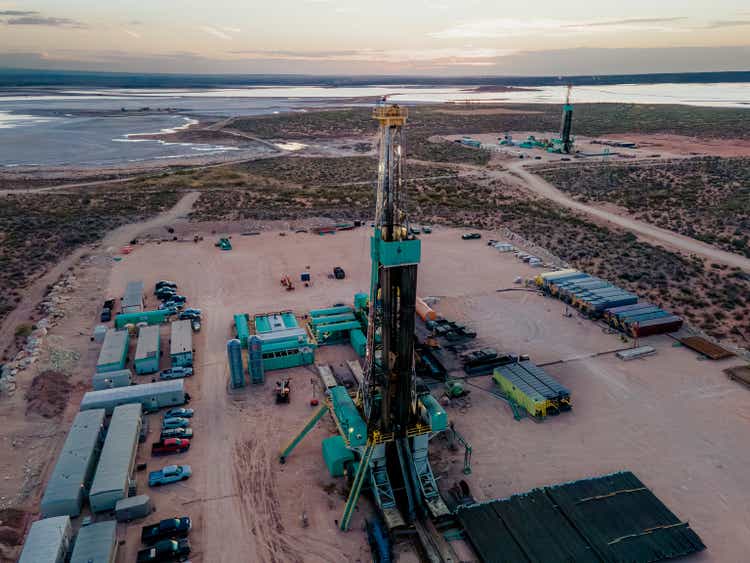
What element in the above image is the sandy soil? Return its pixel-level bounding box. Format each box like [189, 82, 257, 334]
[621, 133, 750, 158]
[5, 222, 750, 562]
[104, 226, 746, 562]
[435, 108, 543, 116]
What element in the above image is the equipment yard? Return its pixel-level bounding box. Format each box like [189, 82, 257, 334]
[4, 223, 737, 562]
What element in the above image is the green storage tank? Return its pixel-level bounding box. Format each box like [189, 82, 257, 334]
[349, 329, 366, 357]
[310, 306, 353, 318]
[322, 435, 355, 478]
[330, 386, 367, 448]
[234, 314, 250, 346]
[419, 394, 447, 432]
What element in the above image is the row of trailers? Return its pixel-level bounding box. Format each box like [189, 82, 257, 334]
[536, 269, 683, 337]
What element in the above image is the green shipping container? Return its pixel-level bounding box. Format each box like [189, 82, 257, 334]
[115, 309, 171, 329]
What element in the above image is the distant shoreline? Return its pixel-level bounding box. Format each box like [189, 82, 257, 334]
[1, 68, 749, 89]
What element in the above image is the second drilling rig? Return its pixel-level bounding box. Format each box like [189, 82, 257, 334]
[279, 102, 449, 531]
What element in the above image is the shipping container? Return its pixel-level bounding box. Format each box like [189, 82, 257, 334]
[92, 369, 133, 391]
[114, 309, 172, 329]
[89, 404, 142, 513]
[18, 516, 72, 563]
[115, 494, 153, 522]
[493, 367, 549, 418]
[170, 319, 193, 367]
[604, 302, 653, 317]
[632, 316, 683, 337]
[80, 379, 186, 414]
[622, 310, 672, 327]
[134, 325, 160, 375]
[96, 329, 129, 373]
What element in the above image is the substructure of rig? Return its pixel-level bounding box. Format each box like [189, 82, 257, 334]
[279, 102, 449, 531]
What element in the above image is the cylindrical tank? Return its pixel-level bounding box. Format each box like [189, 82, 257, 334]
[416, 297, 437, 322]
[248, 335, 264, 384]
[227, 339, 245, 389]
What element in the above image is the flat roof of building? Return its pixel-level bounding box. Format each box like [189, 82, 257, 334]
[69, 520, 117, 563]
[170, 319, 192, 356]
[80, 379, 184, 411]
[97, 329, 128, 368]
[122, 280, 144, 311]
[18, 516, 71, 563]
[41, 409, 105, 517]
[135, 325, 160, 361]
[90, 403, 141, 501]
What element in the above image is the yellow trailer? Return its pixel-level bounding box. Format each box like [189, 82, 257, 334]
[493, 367, 550, 418]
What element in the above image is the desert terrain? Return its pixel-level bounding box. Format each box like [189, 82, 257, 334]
[1, 101, 750, 562]
[2, 223, 749, 562]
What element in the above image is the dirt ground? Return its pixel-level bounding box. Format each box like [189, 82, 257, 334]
[4, 223, 750, 562]
[103, 226, 747, 562]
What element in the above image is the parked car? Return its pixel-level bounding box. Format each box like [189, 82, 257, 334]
[333, 266, 346, 280]
[422, 226, 432, 234]
[155, 281, 177, 291]
[160, 301, 184, 311]
[190, 319, 201, 333]
[165, 407, 194, 418]
[178, 311, 200, 321]
[103, 298, 116, 310]
[149, 465, 192, 487]
[137, 539, 191, 563]
[182, 308, 202, 316]
[160, 367, 193, 380]
[100, 308, 112, 322]
[141, 517, 192, 545]
[155, 290, 177, 302]
[160, 427, 194, 440]
[461, 233, 481, 240]
[151, 438, 190, 456]
[162, 417, 190, 430]
[167, 295, 187, 304]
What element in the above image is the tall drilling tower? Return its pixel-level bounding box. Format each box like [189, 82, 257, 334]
[560, 84, 574, 154]
[280, 102, 448, 532]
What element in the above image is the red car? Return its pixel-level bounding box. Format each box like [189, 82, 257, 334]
[151, 438, 190, 456]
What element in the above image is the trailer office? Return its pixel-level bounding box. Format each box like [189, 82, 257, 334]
[122, 280, 144, 314]
[18, 516, 72, 563]
[134, 325, 160, 374]
[89, 403, 142, 512]
[96, 329, 129, 373]
[170, 319, 193, 367]
[80, 379, 186, 414]
[40, 409, 106, 517]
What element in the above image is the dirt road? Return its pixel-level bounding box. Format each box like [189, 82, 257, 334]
[0, 191, 199, 359]
[506, 161, 750, 271]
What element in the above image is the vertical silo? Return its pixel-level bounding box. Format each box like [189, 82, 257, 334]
[227, 339, 245, 389]
[248, 335, 264, 384]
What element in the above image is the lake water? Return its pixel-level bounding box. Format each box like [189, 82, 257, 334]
[1, 82, 748, 167]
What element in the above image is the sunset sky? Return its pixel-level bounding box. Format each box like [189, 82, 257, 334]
[1, 1, 749, 75]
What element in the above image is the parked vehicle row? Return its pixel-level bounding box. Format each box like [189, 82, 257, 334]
[138, 517, 192, 562]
